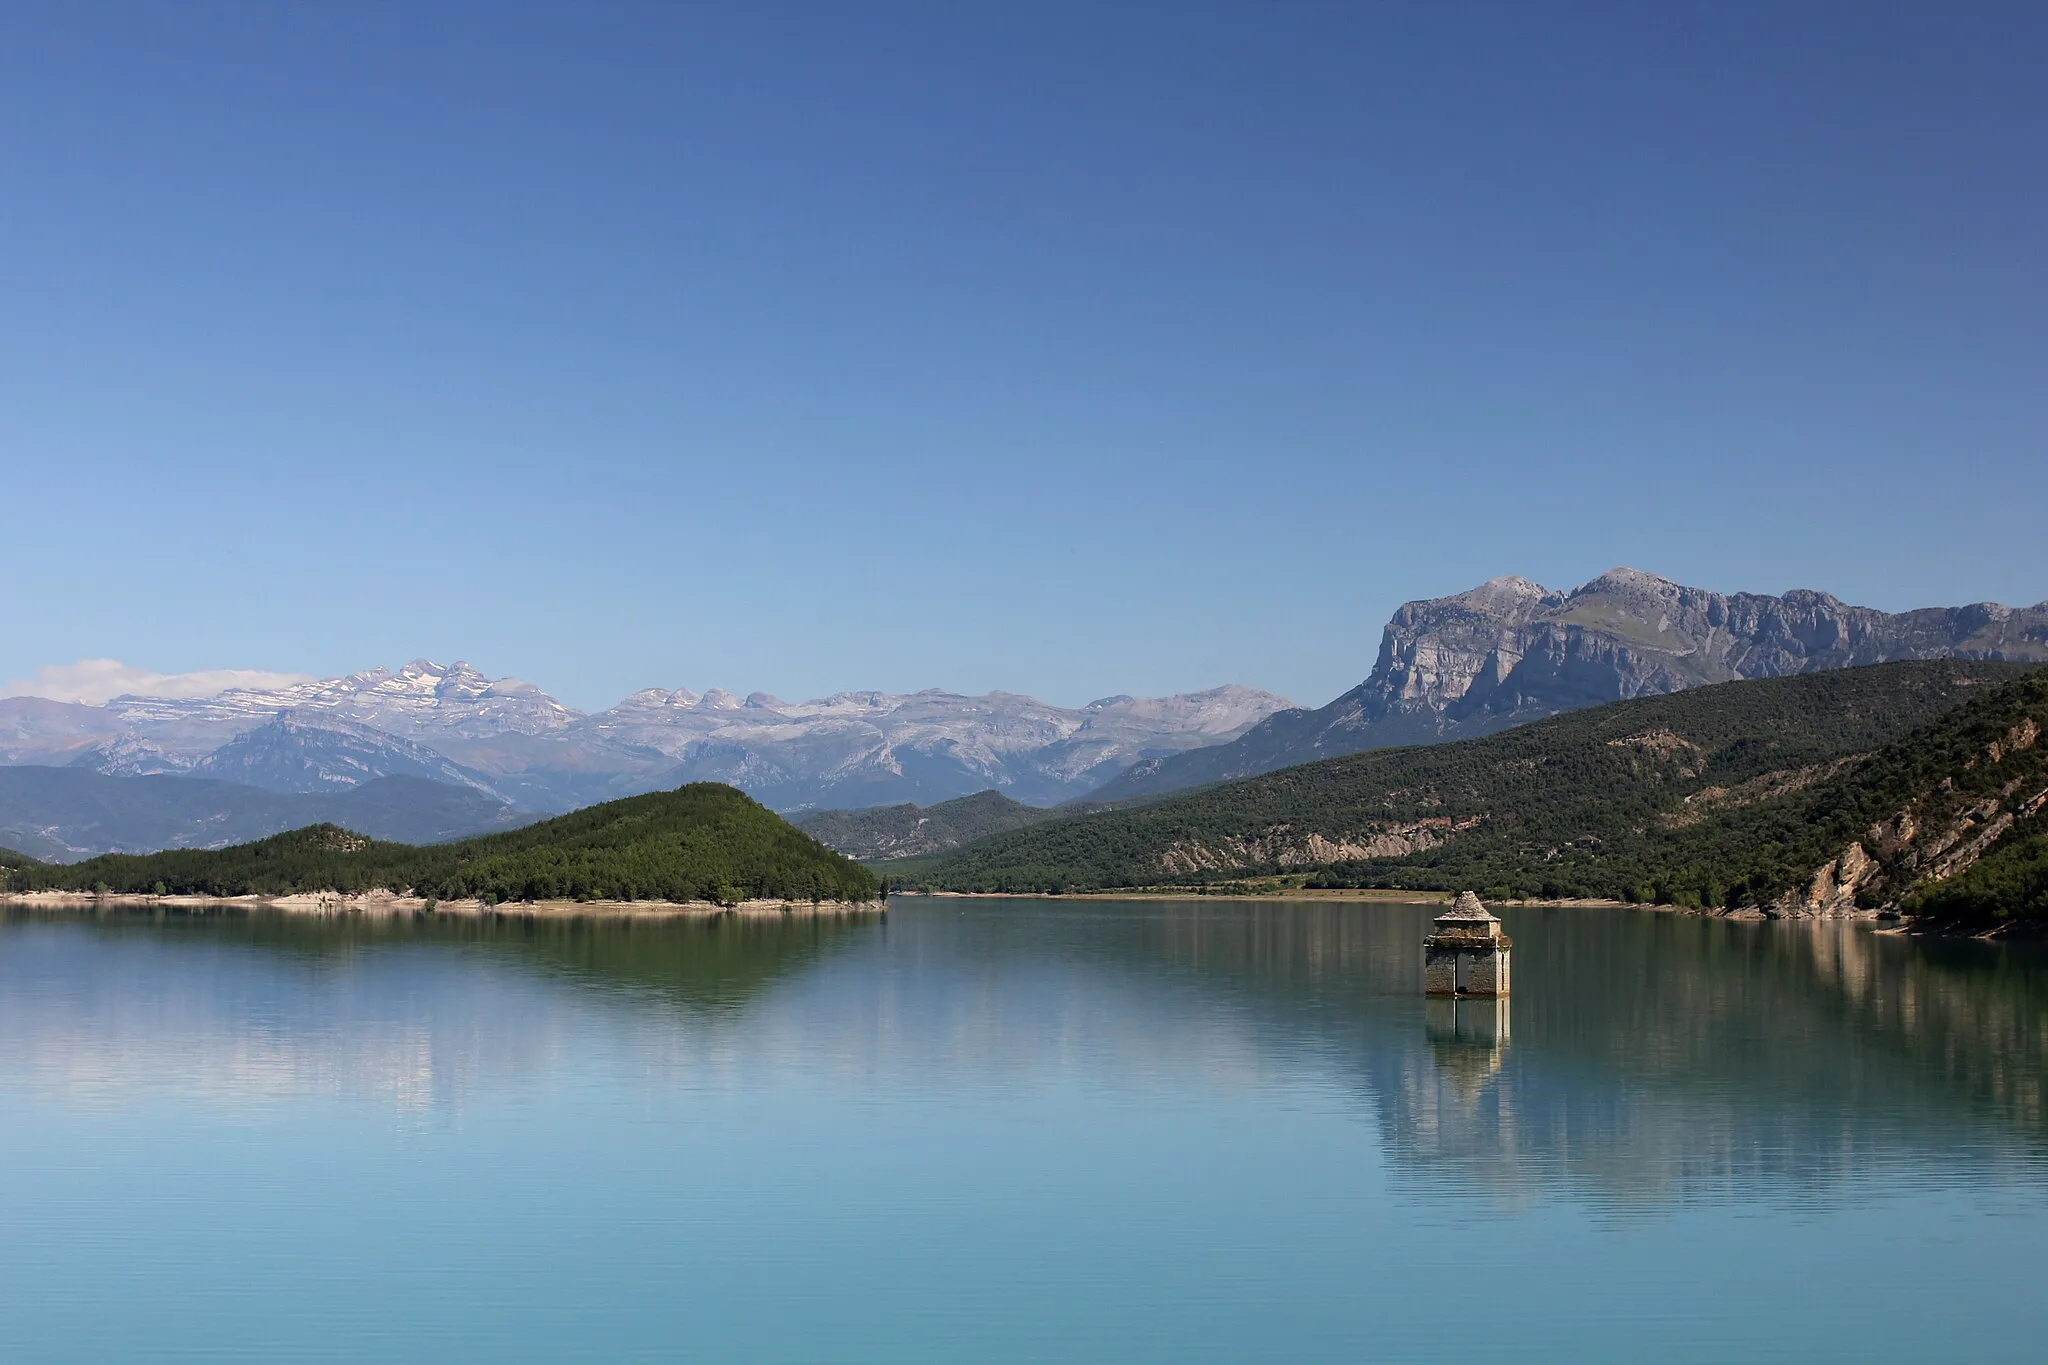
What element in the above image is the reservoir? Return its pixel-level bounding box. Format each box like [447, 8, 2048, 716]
[2, 897, 2045, 1362]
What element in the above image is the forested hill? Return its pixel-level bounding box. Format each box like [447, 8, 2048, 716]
[798, 789, 1072, 860]
[3, 783, 879, 906]
[896, 661, 2047, 922]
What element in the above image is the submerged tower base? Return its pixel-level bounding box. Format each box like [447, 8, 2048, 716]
[1423, 892, 1512, 998]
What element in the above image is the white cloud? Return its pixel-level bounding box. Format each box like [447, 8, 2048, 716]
[0, 659, 316, 705]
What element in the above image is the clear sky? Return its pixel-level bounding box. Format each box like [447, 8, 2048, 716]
[2, 1, 2042, 712]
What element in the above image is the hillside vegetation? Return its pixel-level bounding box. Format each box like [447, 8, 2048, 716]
[898, 662, 2048, 923]
[798, 789, 1074, 860]
[3, 783, 878, 906]
[1911, 830, 2048, 922]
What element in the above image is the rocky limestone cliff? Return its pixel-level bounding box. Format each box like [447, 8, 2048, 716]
[1096, 569, 2048, 801]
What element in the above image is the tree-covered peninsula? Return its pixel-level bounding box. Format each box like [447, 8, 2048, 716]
[1, 783, 879, 907]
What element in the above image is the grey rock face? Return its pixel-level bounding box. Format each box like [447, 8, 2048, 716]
[67, 733, 195, 779]
[1095, 569, 2048, 800]
[190, 712, 506, 796]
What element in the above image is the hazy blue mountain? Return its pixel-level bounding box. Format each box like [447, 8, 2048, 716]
[0, 767, 527, 861]
[798, 789, 1078, 860]
[0, 696, 122, 766]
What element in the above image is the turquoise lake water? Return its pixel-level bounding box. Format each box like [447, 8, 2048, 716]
[2, 897, 2046, 1362]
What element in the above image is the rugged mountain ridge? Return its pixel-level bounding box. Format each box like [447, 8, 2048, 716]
[0, 661, 1292, 814]
[899, 660, 2047, 925]
[1095, 569, 2048, 800]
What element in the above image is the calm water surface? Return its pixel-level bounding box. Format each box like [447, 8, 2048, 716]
[3, 898, 2046, 1362]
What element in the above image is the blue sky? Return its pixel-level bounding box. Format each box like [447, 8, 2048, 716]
[2, 1, 2042, 711]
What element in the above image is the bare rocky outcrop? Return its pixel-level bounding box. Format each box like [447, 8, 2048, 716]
[1665, 757, 1865, 829]
[1770, 842, 1881, 918]
[1157, 817, 1482, 877]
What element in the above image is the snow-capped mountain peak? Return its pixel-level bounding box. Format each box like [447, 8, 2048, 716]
[3, 662, 1298, 814]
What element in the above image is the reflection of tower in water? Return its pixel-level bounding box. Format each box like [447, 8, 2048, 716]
[1425, 995, 1511, 1103]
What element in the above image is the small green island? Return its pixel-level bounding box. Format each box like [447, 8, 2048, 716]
[0, 782, 881, 915]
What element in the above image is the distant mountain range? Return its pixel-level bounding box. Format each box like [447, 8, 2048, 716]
[0, 660, 1295, 817]
[1094, 568, 2048, 800]
[6, 568, 2043, 860]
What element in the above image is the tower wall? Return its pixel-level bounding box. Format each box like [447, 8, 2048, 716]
[1423, 942, 1511, 997]
[1423, 945, 1460, 996]
[1466, 946, 1510, 997]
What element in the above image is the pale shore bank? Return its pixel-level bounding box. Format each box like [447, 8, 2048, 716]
[897, 889, 1724, 914]
[0, 890, 884, 919]
[897, 889, 2034, 938]
[895, 888, 1852, 918]
[897, 888, 1455, 904]
[897, 887, 1873, 914]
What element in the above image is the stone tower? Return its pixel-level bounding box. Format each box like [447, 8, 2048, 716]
[1423, 892, 1512, 997]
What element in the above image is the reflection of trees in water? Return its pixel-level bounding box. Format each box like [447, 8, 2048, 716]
[2, 906, 875, 1016]
[455, 911, 876, 1016]
[0, 907, 880, 1116]
[1070, 900, 2048, 1207]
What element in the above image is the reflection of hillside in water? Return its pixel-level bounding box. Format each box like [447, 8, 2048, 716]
[6, 906, 873, 1012]
[3, 900, 2044, 1211]
[1107, 901, 2048, 1206]
[0, 908, 873, 1116]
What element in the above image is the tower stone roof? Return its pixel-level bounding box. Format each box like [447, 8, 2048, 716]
[1435, 891, 1499, 923]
